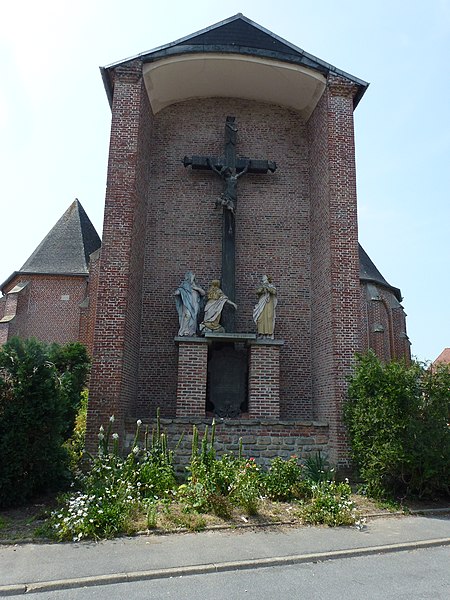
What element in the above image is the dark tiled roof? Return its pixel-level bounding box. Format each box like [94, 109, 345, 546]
[170, 16, 307, 58]
[359, 244, 402, 302]
[19, 199, 101, 276]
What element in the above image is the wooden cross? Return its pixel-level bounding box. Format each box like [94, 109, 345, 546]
[183, 116, 276, 332]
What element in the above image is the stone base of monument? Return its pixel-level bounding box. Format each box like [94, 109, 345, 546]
[175, 334, 284, 419]
[124, 417, 329, 472]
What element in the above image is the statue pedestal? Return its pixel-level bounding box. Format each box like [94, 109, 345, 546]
[174, 337, 208, 417]
[175, 334, 284, 419]
[248, 339, 284, 419]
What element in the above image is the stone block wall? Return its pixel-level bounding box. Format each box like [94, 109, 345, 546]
[124, 417, 329, 473]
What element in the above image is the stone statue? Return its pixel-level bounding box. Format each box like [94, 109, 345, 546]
[174, 272, 205, 336]
[207, 158, 249, 215]
[253, 275, 277, 339]
[200, 279, 237, 334]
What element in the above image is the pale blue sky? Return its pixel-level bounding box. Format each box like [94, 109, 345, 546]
[1, 0, 449, 362]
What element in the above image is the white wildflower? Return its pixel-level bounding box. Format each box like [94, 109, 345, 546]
[109, 415, 115, 423]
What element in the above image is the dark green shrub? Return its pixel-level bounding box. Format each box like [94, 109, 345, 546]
[345, 351, 450, 499]
[48, 343, 90, 440]
[0, 338, 90, 508]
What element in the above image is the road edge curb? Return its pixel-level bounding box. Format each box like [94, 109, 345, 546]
[1, 537, 449, 596]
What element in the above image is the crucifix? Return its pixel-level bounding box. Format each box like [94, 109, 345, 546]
[183, 116, 277, 332]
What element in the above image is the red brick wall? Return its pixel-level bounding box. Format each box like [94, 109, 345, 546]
[138, 98, 312, 420]
[87, 67, 369, 466]
[175, 340, 208, 417]
[360, 282, 411, 362]
[79, 250, 101, 356]
[308, 76, 362, 465]
[2, 275, 87, 345]
[392, 303, 410, 360]
[248, 343, 281, 418]
[87, 60, 153, 447]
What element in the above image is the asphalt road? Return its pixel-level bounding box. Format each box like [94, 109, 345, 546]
[21, 545, 450, 599]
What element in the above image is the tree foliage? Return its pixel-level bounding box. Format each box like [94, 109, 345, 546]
[0, 338, 90, 508]
[345, 351, 450, 499]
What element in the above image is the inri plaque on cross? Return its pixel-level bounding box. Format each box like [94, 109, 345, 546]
[183, 116, 277, 332]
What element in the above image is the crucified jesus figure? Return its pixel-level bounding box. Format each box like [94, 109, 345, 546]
[207, 158, 249, 215]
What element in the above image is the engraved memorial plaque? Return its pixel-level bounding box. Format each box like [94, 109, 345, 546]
[207, 343, 248, 417]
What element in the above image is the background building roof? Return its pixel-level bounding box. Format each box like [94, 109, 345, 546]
[1, 199, 101, 292]
[433, 348, 450, 366]
[359, 244, 402, 302]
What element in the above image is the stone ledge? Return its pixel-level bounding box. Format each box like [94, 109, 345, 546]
[174, 336, 209, 344]
[150, 417, 329, 428]
[248, 338, 285, 346]
[204, 332, 257, 342]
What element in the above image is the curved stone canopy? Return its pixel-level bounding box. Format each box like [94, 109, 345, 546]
[143, 53, 326, 119]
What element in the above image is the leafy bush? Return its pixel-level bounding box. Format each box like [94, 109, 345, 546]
[229, 457, 262, 515]
[64, 389, 88, 471]
[48, 343, 90, 440]
[0, 338, 90, 508]
[345, 351, 450, 499]
[301, 480, 356, 526]
[264, 456, 304, 501]
[179, 450, 240, 516]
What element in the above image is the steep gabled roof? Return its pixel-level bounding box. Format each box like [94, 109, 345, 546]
[20, 199, 101, 275]
[101, 14, 368, 112]
[1, 200, 101, 292]
[359, 244, 402, 302]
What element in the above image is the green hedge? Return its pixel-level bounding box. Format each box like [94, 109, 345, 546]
[345, 351, 450, 499]
[0, 338, 90, 508]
